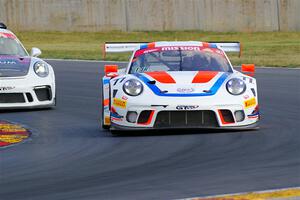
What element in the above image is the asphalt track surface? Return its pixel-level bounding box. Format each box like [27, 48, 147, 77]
[0, 60, 299, 200]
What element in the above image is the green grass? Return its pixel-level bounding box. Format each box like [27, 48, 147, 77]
[16, 31, 300, 67]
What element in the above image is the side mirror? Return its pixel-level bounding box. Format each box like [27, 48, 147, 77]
[241, 64, 255, 76]
[104, 65, 118, 77]
[31, 47, 42, 57]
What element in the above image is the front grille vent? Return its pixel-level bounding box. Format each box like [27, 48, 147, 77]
[34, 86, 52, 101]
[0, 93, 25, 103]
[219, 109, 235, 123]
[154, 110, 219, 128]
[138, 110, 153, 124]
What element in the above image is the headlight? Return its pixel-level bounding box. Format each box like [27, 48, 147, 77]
[123, 79, 143, 96]
[226, 78, 246, 95]
[34, 62, 49, 77]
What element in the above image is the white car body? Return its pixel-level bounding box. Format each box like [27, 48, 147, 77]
[0, 24, 56, 109]
[101, 41, 259, 131]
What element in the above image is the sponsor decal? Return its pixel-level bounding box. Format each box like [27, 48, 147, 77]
[177, 88, 195, 93]
[176, 105, 199, 110]
[248, 115, 259, 119]
[122, 96, 128, 100]
[0, 60, 17, 65]
[111, 117, 123, 122]
[143, 49, 159, 54]
[111, 107, 124, 121]
[104, 116, 111, 125]
[134, 46, 226, 58]
[0, 86, 15, 91]
[113, 98, 127, 109]
[244, 97, 256, 108]
[243, 94, 250, 99]
[247, 105, 260, 119]
[161, 46, 201, 51]
[0, 121, 31, 148]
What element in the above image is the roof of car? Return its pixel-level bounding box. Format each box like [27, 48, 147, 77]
[0, 28, 13, 34]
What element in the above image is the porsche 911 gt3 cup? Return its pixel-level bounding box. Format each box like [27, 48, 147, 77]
[101, 41, 259, 131]
[0, 23, 55, 109]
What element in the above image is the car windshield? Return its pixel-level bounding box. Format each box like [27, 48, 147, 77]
[129, 46, 232, 73]
[0, 33, 28, 57]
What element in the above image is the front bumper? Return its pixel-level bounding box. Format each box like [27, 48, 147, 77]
[109, 103, 260, 130]
[0, 77, 55, 109]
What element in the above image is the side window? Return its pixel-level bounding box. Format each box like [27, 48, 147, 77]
[130, 58, 138, 73]
[0, 38, 5, 54]
[0, 38, 26, 56]
[9, 41, 18, 55]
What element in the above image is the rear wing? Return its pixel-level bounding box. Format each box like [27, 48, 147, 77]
[103, 41, 242, 59]
[103, 42, 147, 59]
[210, 42, 242, 57]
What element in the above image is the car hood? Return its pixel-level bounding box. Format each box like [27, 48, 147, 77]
[0, 55, 31, 77]
[133, 71, 231, 97]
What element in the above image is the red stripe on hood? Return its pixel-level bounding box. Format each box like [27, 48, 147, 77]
[145, 71, 176, 84]
[192, 71, 218, 83]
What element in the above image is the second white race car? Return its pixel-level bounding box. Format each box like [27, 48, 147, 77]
[0, 23, 56, 109]
[101, 41, 259, 131]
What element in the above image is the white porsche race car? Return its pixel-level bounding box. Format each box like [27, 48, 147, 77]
[101, 41, 259, 131]
[0, 23, 55, 109]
